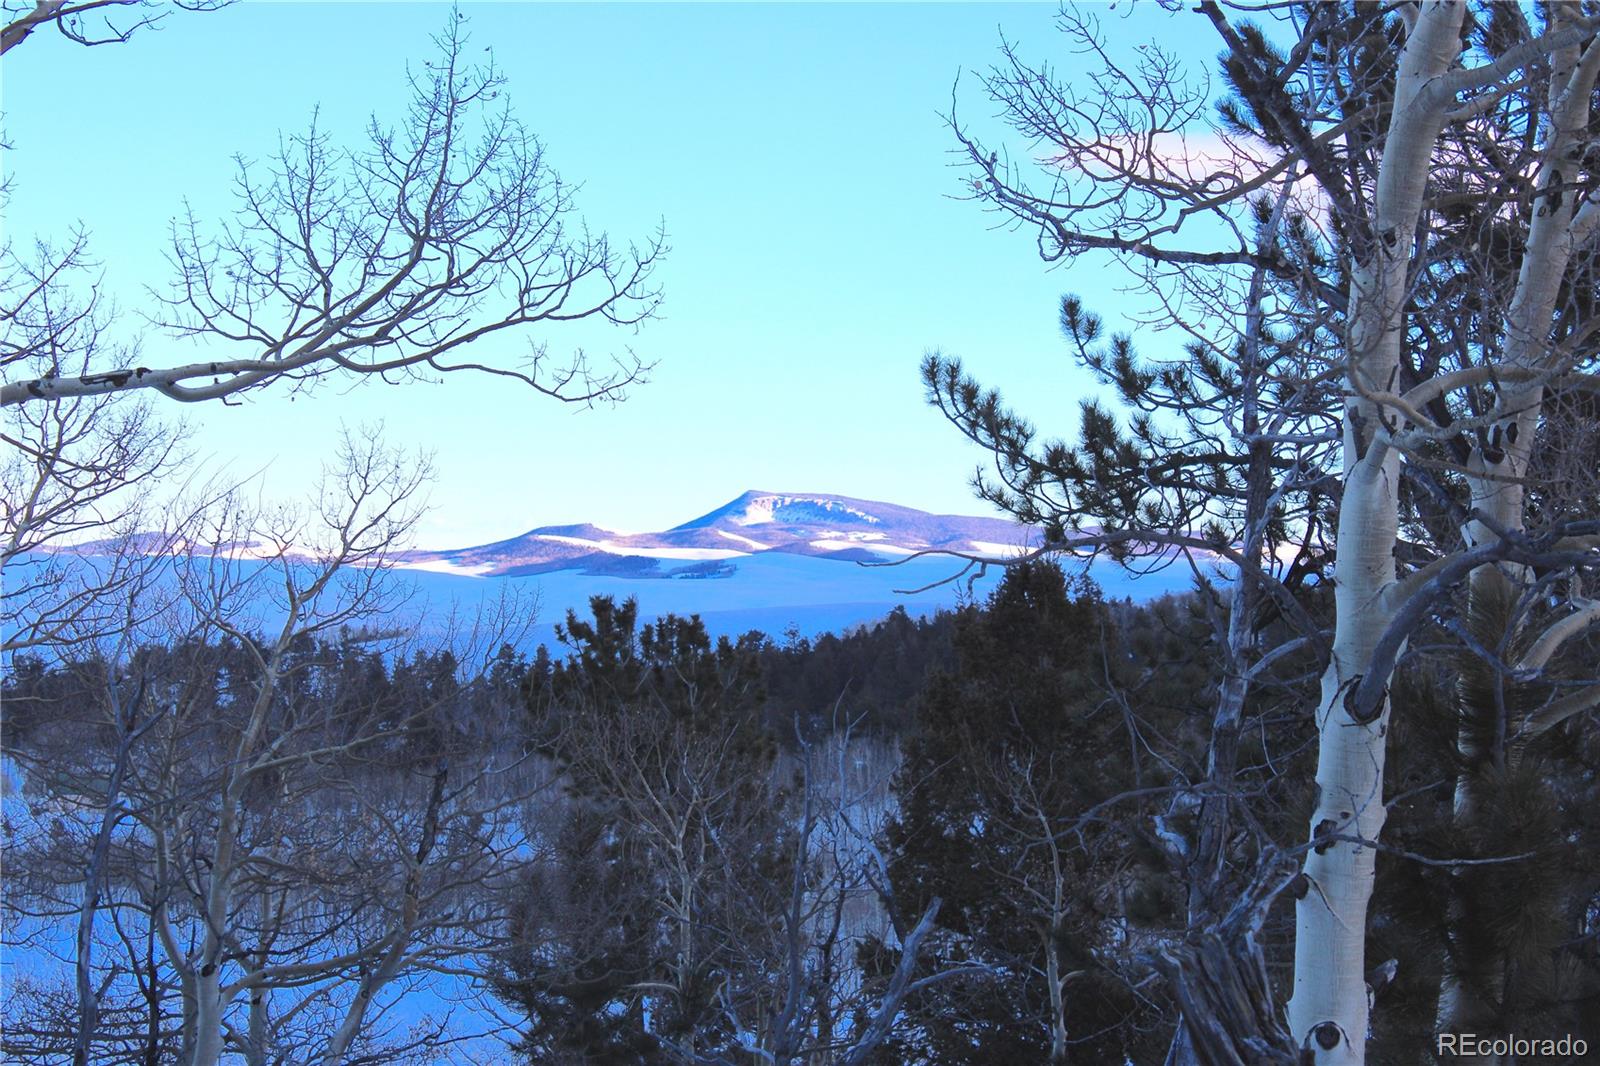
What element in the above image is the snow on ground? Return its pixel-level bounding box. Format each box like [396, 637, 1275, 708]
[808, 538, 918, 556]
[716, 529, 772, 550]
[396, 558, 500, 577]
[4, 550, 1203, 662]
[965, 539, 1035, 557]
[530, 534, 746, 561]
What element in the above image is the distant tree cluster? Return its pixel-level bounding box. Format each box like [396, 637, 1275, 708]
[483, 566, 1323, 1063]
[758, 606, 963, 738]
[495, 600, 782, 1060]
[490, 597, 977, 1065]
[3, 628, 538, 1065]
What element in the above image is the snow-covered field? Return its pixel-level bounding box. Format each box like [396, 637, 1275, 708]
[385, 549, 1199, 652]
[6, 547, 1199, 659]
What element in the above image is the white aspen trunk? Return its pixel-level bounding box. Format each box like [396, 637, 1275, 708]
[246, 991, 269, 1066]
[1288, 446, 1401, 1063]
[1438, 18, 1600, 1050]
[177, 976, 198, 1066]
[187, 821, 235, 1066]
[246, 891, 271, 1066]
[188, 778, 241, 1066]
[152, 811, 201, 1065]
[188, 656, 280, 1066]
[1045, 934, 1068, 1063]
[1288, 6, 1464, 1061]
[188, 964, 225, 1066]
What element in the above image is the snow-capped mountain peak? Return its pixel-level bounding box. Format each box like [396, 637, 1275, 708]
[673, 491, 886, 531]
[400, 491, 1037, 578]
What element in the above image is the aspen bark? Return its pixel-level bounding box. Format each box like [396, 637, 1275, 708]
[1438, 13, 1600, 1051]
[1288, 6, 1464, 1061]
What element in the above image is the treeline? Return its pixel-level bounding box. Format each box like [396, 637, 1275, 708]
[5, 561, 1598, 1063]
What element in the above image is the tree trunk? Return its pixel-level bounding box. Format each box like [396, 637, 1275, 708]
[1157, 868, 1301, 1066]
[188, 965, 225, 1066]
[1045, 933, 1069, 1062]
[1438, 16, 1599, 1047]
[1289, 7, 1464, 1061]
[1164, 154, 1296, 1066]
[74, 709, 140, 1066]
[141, 926, 162, 1066]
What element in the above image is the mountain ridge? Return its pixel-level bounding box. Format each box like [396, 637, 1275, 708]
[397, 490, 1040, 578]
[21, 490, 1208, 652]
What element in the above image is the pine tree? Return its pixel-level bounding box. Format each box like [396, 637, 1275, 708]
[497, 597, 785, 1059]
[874, 562, 1179, 1063]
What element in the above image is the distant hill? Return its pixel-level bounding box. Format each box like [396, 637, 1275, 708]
[396, 490, 1042, 578]
[25, 492, 1210, 652]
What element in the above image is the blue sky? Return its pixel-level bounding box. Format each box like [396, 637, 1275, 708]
[4, 1, 1202, 548]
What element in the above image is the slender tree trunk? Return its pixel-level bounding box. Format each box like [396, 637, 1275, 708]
[1046, 932, 1069, 1062]
[1165, 169, 1292, 1066]
[142, 922, 162, 1066]
[74, 699, 141, 1066]
[143, 993, 162, 1066]
[321, 763, 445, 1065]
[189, 793, 239, 1066]
[1166, 580, 1257, 1066]
[186, 652, 285, 1066]
[1437, 15, 1600, 1050]
[246, 990, 269, 1066]
[245, 890, 271, 1066]
[1289, 7, 1464, 1061]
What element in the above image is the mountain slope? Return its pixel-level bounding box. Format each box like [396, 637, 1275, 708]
[401, 491, 1040, 577]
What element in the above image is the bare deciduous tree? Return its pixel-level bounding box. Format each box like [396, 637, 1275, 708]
[697, 727, 975, 1066]
[1, 234, 191, 658]
[0, 0, 229, 55]
[3, 429, 547, 1066]
[1, 15, 665, 409]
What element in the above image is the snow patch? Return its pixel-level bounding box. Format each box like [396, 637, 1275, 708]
[535, 534, 744, 561]
[809, 539, 916, 556]
[716, 529, 770, 550]
[967, 540, 1033, 557]
[733, 495, 882, 527]
[396, 559, 496, 577]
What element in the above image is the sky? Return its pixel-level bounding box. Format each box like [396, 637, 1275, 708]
[3, 1, 1215, 548]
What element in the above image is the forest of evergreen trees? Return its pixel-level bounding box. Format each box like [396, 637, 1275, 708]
[7, 561, 1596, 1062]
